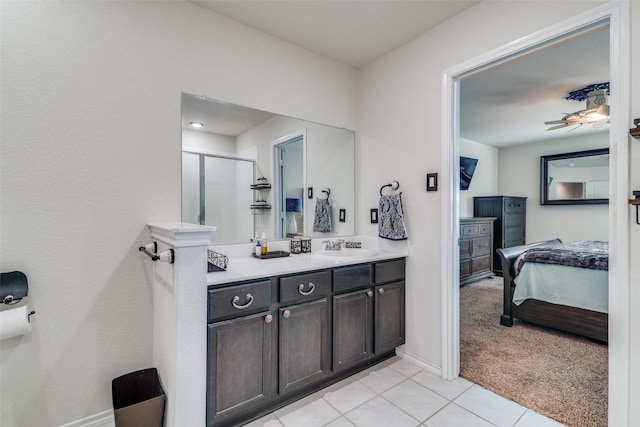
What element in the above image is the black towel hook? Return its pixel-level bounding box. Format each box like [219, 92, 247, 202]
[380, 181, 400, 196]
[322, 188, 331, 199]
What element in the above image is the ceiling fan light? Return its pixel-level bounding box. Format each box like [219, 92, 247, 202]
[588, 104, 610, 121]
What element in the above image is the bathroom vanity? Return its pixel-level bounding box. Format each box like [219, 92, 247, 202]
[206, 256, 405, 427]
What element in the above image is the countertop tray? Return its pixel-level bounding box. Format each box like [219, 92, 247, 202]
[252, 251, 290, 259]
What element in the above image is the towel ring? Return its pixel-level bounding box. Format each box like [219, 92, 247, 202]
[380, 181, 400, 196]
[322, 188, 331, 199]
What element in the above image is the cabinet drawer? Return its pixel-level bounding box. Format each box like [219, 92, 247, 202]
[460, 260, 471, 277]
[471, 256, 490, 273]
[504, 198, 525, 212]
[459, 239, 472, 258]
[472, 237, 491, 256]
[479, 222, 492, 235]
[504, 226, 525, 242]
[374, 259, 405, 284]
[333, 264, 372, 293]
[280, 271, 328, 304]
[208, 280, 272, 322]
[504, 213, 525, 227]
[461, 224, 480, 238]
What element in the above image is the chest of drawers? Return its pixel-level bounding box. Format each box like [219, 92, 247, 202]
[460, 217, 496, 286]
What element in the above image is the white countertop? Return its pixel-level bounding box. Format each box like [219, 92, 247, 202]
[207, 236, 407, 286]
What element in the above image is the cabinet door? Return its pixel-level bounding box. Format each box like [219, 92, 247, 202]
[279, 298, 330, 395]
[333, 289, 374, 371]
[374, 281, 405, 353]
[207, 311, 274, 426]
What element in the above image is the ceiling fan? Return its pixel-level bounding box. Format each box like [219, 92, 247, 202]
[544, 83, 610, 131]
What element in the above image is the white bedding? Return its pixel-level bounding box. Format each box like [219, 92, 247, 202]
[513, 262, 608, 313]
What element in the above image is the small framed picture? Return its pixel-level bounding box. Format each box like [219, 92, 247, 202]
[426, 173, 438, 191]
[370, 208, 378, 224]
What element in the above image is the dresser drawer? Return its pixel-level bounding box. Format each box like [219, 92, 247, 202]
[472, 237, 491, 256]
[333, 264, 372, 293]
[504, 198, 525, 213]
[461, 224, 480, 238]
[504, 213, 525, 227]
[504, 226, 525, 242]
[471, 256, 491, 273]
[460, 260, 471, 277]
[280, 271, 329, 304]
[459, 239, 472, 258]
[208, 280, 272, 322]
[374, 259, 405, 284]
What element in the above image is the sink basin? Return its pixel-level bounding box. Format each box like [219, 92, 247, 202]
[316, 248, 378, 258]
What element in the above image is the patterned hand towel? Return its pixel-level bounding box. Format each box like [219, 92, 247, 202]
[313, 198, 332, 232]
[378, 193, 408, 240]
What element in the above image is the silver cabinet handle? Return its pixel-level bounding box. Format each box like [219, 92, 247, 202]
[232, 293, 254, 310]
[264, 314, 273, 324]
[367, 290, 374, 298]
[378, 288, 385, 295]
[283, 310, 291, 319]
[298, 282, 315, 296]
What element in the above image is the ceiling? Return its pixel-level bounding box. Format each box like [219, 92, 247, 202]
[189, 1, 610, 147]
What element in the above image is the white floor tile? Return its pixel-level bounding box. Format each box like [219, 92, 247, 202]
[346, 396, 420, 427]
[454, 385, 527, 427]
[388, 358, 424, 378]
[411, 370, 473, 400]
[277, 397, 341, 427]
[382, 379, 449, 422]
[358, 366, 406, 394]
[423, 403, 494, 427]
[323, 380, 377, 413]
[514, 409, 567, 427]
[244, 414, 285, 427]
[325, 416, 356, 427]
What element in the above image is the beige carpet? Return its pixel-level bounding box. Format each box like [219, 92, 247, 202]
[459, 277, 607, 427]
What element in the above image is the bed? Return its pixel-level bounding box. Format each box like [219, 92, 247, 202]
[496, 239, 608, 343]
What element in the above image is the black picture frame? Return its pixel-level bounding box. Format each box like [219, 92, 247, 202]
[540, 148, 609, 205]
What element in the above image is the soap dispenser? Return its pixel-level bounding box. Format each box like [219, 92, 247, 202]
[255, 233, 261, 256]
[261, 232, 268, 255]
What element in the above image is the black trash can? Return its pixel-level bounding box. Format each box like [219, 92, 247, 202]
[112, 368, 165, 427]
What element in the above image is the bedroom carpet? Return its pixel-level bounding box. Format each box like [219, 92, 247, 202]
[459, 277, 607, 427]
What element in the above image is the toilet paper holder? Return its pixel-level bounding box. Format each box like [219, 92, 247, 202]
[1, 271, 29, 305]
[138, 242, 175, 264]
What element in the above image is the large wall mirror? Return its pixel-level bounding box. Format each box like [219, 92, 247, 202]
[540, 148, 609, 205]
[181, 93, 356, 244]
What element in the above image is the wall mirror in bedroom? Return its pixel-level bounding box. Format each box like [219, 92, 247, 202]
[180, 92, 356, 244]
[540, 148, 609, 205]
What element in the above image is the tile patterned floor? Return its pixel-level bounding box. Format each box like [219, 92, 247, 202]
[245, 356, 566, 427]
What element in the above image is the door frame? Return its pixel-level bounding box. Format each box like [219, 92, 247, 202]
[440, 2, 630, 426]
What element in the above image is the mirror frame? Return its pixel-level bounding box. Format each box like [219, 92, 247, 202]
[540, 148, 609, 205]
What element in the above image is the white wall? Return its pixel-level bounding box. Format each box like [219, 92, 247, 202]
[499, 132, 609, 242]
[356, 0, 610, 375]
[459, 138, 499, 217]
[0, 2, 356, 426]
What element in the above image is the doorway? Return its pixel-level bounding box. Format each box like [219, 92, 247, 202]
[272, 130, 306, 239]
[441, 3, 630, 426]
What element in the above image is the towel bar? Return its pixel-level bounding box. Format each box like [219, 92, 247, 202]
[380, 181, 400, 196]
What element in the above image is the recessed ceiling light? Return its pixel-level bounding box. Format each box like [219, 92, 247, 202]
[190, 121, 204, 128]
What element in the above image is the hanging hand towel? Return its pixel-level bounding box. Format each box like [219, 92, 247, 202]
[378, 193, 408, 240]
[313, 198, 332, 232]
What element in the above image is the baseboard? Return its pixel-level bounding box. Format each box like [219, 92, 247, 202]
[395, 346, 442, 376]
[58, 410, 114, 427]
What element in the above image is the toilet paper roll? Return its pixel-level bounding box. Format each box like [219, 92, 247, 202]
[0, 306, 32, 341]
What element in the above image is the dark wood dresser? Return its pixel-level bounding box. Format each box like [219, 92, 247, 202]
[473, 196, 527, 275]
[459, 217, 496, 286]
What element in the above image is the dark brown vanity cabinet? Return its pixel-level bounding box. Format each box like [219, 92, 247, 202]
[207, 259, 405, 427]
[332, 259, 405, 372]
[207, 280, 275, 426]
[278, 271, 331, 395]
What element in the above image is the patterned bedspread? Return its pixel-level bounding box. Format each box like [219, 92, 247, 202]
[514, 240, 608, 276]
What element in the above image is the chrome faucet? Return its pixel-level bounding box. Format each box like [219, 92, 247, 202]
[322, 239, 345, 251]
